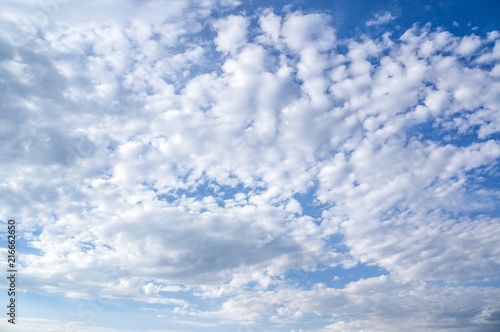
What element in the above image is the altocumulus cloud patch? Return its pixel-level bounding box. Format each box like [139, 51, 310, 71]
[0, 0, 499, 331]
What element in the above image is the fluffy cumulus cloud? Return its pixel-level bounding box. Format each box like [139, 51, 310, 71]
[0, 1, 499, 331]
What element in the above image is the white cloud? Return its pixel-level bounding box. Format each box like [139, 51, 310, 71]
[366, 12, 396, 26]
[213, 15, 250, 53]
[455, 35, 482, 56]
[282, 12, 335, 52]
[487, 30, 500, 41]
[258, 9, 282, 45]
[477, 40, 500, 63]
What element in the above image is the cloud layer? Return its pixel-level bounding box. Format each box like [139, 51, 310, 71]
[0, 1, 499, 331]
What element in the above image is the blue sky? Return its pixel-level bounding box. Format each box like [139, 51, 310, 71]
[0, 0, 499, 331]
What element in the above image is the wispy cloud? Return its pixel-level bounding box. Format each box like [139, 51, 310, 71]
[366, 12, 396, 26]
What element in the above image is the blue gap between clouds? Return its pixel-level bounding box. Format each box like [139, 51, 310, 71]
[158, 180, 332, 221]
[407, 122, 499, 219]
[464, 165, 500, 191]
[450, 166, 500, 219]
[157, 181, 266, 207]
[0, 222, 44, 256]
[407, 120, 493, 148]
[293, 187, 330, 219]
[285, 263, 389, 289]
[239, 0, 499, 41]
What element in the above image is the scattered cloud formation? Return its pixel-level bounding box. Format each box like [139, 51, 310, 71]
[0, 1, 499, 331]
